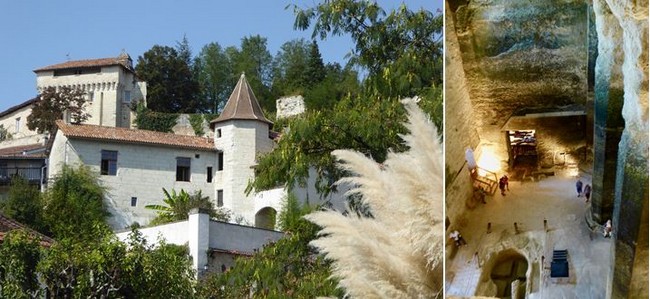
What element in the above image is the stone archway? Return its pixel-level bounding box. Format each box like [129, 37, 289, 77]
[255, 207, 277, 230]
[477, 248, 529, 299]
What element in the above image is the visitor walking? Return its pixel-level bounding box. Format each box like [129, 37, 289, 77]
[576, 179, 583, 197]
[449, 230, 467, 247]
[604, 219, 612, 238]
[499, 175, 509, 196]
[583, 184, 592, 203]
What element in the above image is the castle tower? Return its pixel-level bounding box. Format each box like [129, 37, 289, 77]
[210, 74, 274, 223]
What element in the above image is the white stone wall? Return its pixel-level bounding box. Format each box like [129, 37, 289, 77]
[276, 95, 305, 119]
[115, 212, 283, 277]
[0, 105, 40, 146]
[48, 134, 217, 229]
[214, 120, 274, 223]
[36, 65, 146, 129]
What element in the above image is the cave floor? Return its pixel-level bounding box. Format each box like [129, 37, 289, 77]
[445, 166, 613, 299]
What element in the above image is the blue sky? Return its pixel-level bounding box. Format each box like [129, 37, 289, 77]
[0, 0, 441, 112]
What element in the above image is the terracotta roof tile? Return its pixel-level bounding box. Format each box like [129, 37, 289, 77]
[0, 213, 54, 247]
[211, 73, 272, 126]
[34, 56, 133, 73]
[0, 143, 47, 158]
[56, 120, 216, 151]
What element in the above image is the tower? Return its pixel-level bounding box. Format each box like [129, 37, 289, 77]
[210, 74, 274, 223]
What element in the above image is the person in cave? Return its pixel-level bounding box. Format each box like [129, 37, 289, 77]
[575, 179, 583, 197]
[449, 230, 467, 247]
[499, 175, 509, 196]
[603, 220, 612, 238]
[583, 183, 592, 203]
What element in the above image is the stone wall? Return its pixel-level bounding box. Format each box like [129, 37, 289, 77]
[445, 0, 481, 229]
[448, 0, 589, 133]
[276, 95, 305, 119]
[48, 132, 217, 229]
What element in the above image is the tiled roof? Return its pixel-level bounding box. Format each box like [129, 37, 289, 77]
[34, 55, 133, 73]
[0, 97, 38, 118]
[0, 213, 54, 247]
[56, 120, 216, 151]
[210, 73, 272, 126]
[0, 143, 47, 158]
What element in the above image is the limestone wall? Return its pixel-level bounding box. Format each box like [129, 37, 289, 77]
[48, 134, 217, 229]
[0, 105, 40, 144]
[36, 65, 146, 129]
[445, 0, 481, 228]
[276, 95, 305, 119]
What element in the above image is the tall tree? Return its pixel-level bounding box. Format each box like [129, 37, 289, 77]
[305, 40, 326, 86]
[230, 35, 274, 112]
[26, 86, 90, 134]
[135, 45, 201, 113]
[270, 38, 311, 97]
[194, 42, 234, 113]
[250, 2, 443, 195]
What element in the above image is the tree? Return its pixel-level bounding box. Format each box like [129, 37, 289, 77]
[135, 44, 201, 113]
[0, 177, 44, 233]
[26, 86, 90, 134]
[146, 188, 231, 225]
[250, 1, 443, 196]
[305, 40, 326, 87]
[270, 38, 311, 97]
[194, 42, 235, 113]
[42, 165, 108, 240]
[230, 35, 275, 112]
[0, 124, 11, 141]
[195, 194, 342, 298]
[0, 230, 42, 298]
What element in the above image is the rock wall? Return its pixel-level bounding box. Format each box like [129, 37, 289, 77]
[594, 0, 649, 297]
[444, 0, 481, 231]
[276, 95, 306, 119]
[449, 0, 589, 130]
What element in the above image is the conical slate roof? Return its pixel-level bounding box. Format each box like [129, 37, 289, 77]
[210, 73, 272, 126]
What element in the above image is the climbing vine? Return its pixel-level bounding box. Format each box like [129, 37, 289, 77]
[189, 114, 205, 136]
[133, 102, 178, 133]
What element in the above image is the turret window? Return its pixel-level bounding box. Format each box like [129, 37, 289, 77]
[217, 153, 224, 171]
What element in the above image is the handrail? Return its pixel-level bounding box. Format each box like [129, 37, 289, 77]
[0, 167, 43, 181]
[476, 166, 498, 182]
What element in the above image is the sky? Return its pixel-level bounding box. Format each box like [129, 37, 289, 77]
[0, 0, 441, 112]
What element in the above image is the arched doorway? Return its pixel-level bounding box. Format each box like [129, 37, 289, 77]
[488, 249, 528, 299]
[255, 207, 277, 230]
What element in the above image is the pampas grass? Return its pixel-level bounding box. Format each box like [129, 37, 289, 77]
[306, 98, 444, 298]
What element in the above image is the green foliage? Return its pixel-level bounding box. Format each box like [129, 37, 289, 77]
[135, 44, 201, 113]
[133, 101, 179, 133]
[189, 114, 206, 136]
[146, 188, 231, 225]
[0, 176, 45, 233]
[0, 124, 11, 141]
[196, 195, 342, 298]
[36, 230, 195, 298]
[42, 165, 109, 240]
[0, 230, 42, 298]
[195, 42, 235, 113]
[250, 1, 443, 195]
[27, 86, 90, 134]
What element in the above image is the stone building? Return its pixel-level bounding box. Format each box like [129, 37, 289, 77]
[34, 52, 146, 129]
[46, 73, 335, 230]
[444, 1, 647, 298]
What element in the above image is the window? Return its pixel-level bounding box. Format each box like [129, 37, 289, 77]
[217, 153, 224, 171]
[131, 197, 137, 207]
[216, 129, 222, 138]
[14, 117, 20, 133]
[87, 91, 94, 102]
[123, 90, 131, 103]
[207, 167, 213, 183]
[217, 190, 223, 207]
[101, 150, 118, 175]
[176, 157, 191, 181]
